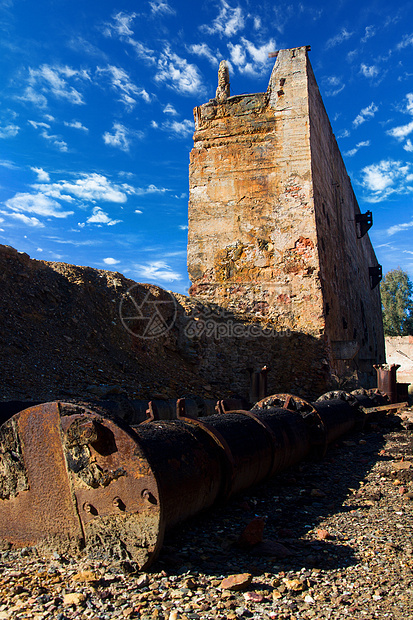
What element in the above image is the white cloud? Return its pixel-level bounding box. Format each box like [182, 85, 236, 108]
[323, 75, 345, 97]
[162, 119, 193, 138]
[86, 206, 122, 226]
[188, 43, 219, 66]
[360, 63, 379, 78]
[151, 120, 159, 128]
[344, 140, 370, 157]
[201, 0, 245, 38]
[31, 167, 50, 182]
[387, 220, 413, 236]
[64, 120, 89, 132]
[28, 120, 68, 151]
[24, 64, 89, 107]
[179, 224, 188, 230]
[103, 11, 156, 64]
[134, 209, 143, 214]
[104, 11, 136, 37]
[163, 103, 179, 115]
[353, 102, 378, 127]
[7, 212, 44, 227]
[228, 37, 276, 76]
[18, 87, 48, 108]
[387, 120, 413, 140]
[103, 257, 120, 265]
[134, 260, 182, 282]
[0, 124, 19, 138]
[134, 184, 169, 195]
[361, 159, 412, 202]
[4, 192, 74, 218]
[97, 65, 151, 110]
[397, 33, 413, 49]
[33, 172, 135, 203]
[404, 139, 413, 152]
[155, 46, 204, 95]
[103, 122, 139, 151]
[326, 28, 353, 49]
[361, 25, 376, 43]
[386, 94, 413, 141]
[149, 0, 175, 15]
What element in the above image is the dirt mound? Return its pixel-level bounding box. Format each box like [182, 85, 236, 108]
[0, 245, 207, 403]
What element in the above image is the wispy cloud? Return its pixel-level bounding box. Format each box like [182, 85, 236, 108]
[361, 159, 413, 202]
[361, 25, 376, 43]
[20, 64, 90, 108]
[155, 46, 204, 95]
[96, 65, 151, 110]
[344, 140, 370, 157]
[103, 11, 156, 64]
[149, 0, 175, 16]
[163, 103, 179, 116]
[360, 63, 379, 79]
[201, 0, 245, 38]
[103, 122, 141, 151]
[0, 124, 19, 138]
[103, 11, 136, 37]
[323, 75, 345, 97]
[353, 102, 378, 127]
[134, 260, 182, 282]
[387, 219, 413, 236]
[160, 119, 194, 138]
[28, 120, 68, 151]
[228, 37, 276, 76]
[397, 33, 413, 49]
[386, 93, 413, 142]
[326, 28, 353, 49]
[64, 120, 89, 132]
[188, 43, 219, 66]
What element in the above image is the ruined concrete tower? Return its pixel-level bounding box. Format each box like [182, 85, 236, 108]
[188, 46, 385, 388]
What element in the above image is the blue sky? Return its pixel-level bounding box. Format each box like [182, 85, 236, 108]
[1, 0, 412, 294]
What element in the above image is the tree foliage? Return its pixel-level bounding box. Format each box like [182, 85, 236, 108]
[381, 267, 413, 336]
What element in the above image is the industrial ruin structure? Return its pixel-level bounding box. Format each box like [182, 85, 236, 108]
[188, 46, 385, 391]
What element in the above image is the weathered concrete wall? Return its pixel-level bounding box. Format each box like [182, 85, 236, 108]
[188, 46, 323, 335]
[385, 336, 413, 392]
[188, 46, 385, 392]
[306, 53, 385, 381]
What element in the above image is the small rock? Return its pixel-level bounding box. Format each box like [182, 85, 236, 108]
[238, 517, 266, 548]
[310, 489, 326, 497]
[317, 529, 332, 540]
[136, 574, 150, 588]
[243, 591, 264, 602]
[283, 578, 306, 592]
[220, 573, 253, 591]
[72, 570, 99, 585]
[63, 592, 86, 606]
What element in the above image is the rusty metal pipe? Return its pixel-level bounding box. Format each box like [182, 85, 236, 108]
[0, 392, 365, 569]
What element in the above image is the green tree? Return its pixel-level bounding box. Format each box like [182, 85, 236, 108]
[381, 267, 413, 336]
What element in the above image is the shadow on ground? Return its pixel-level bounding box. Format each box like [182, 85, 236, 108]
[152, 420, 401, 577]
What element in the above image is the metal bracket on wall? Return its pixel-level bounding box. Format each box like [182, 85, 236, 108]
[369, 264, 383, 289]
[355, 211, 373, 238]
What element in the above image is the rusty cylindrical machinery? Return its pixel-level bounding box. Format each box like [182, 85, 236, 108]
[0, 390, 388, 569]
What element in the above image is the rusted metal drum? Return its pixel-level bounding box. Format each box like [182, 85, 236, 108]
[0, 392, 363, 570]
[374, 364, 400, 403]
[313, 392, 358, 444]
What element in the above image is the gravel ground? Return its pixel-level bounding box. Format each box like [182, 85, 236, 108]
[1, 408, 412, 620]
